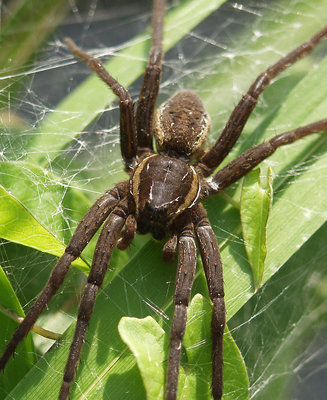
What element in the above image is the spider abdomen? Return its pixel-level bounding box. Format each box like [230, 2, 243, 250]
[132, 154, 200, 239]
[153, 90, 210, 159]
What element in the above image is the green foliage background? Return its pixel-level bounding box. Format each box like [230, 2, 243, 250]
[0, 0, 326, 398]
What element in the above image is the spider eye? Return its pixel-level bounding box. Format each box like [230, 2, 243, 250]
[154, 90, 210, 160]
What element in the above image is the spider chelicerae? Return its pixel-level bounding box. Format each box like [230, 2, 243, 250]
[1, 1, 327, 399]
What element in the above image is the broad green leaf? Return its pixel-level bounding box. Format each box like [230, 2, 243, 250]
[0, 161, 89, 242]
[241, 168, 273, 289]
[0, 185, 87, 271]
[118, 316, 167, 400]
[4, 247, 247, 400]
[183, 294, 249, 400]
[0, 265, 34, 394]
[119, 294, 249, 400]
[230, 221, 327, 399]
[261, 56, 327, 283]
[5, 242, 175, 400]
[0, 160, 134, 268]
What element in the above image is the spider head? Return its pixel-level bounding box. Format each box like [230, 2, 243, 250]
[153, 90, 210, 160]
[132, 154, 200, 240]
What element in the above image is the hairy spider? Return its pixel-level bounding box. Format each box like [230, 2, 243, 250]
[1, 1, 327, 399]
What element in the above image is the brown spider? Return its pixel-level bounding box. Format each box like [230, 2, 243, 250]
[1, 1, 327, 399]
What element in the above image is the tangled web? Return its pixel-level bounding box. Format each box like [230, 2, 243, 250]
[0, 0, 327, 399]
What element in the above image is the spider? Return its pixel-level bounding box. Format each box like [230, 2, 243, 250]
[1, 0, 327, 399]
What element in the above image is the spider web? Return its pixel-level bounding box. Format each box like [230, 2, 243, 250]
[0, 0, 327, 399]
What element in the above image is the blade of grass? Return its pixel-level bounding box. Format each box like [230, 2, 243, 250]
[0, 184, 88, 271]
[0, 0, 72, 95]
[241, 168, 273, 290]
[0, 265, 35, 394]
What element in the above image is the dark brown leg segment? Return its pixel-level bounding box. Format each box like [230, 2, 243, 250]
[208, 119, 327, 194]
[65, 39, 137, 169]
[117, 213, 137, 250]
[58, 200, 128, 400]
[136, 0, 165, 153]
[193, 204, 225, 400]
[199, 25, 327, 176]
[0, 182, 128, 372]
[165, 221, 197, 400]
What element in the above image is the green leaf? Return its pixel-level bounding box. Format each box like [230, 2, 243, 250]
[230, 221, 327, 399]
[0, 161, 89, 241]
[183, 294, 249, 400]
[0, 0, 72, 98]
[118, 316, 167, 400]
[0, 184, 87, 271]
[119, 294, 249, 400]
[0, 265, 35, 394]
[241, 168, 273, 289]
[5, 242, 173, 400]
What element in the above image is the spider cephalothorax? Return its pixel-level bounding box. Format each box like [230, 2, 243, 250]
[1, 1, 326, 400]
[132, 152, 201, 239]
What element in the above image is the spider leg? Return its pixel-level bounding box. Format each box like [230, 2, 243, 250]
[58, 198, 129, 400]
[65, 39, 137, 170]
[206, 119, 327, 194]
[165, 219, 197, 400]
[0, 181, 128, 372]
[198, 25, 327, 176]
[163, 232, 178, 263]
[193, 204, 225, 400]
[117, 213, 137, 250]
[136, 0, 165, 153]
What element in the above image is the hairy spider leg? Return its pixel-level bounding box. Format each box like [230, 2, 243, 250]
[208, 119, 327, 194]
[59, 199, 129, 400]
[0, 181, 129, 372]
[165, 219, 197, 400]
[163, 233, 178, 263]
[66, 0, 166, 162]
[194, 204, 225, 400]
[64, 38, 137, 170]
[199, 25, 327, 176]
[136, 0, 165, 153]
[117, 213, 137, 250]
